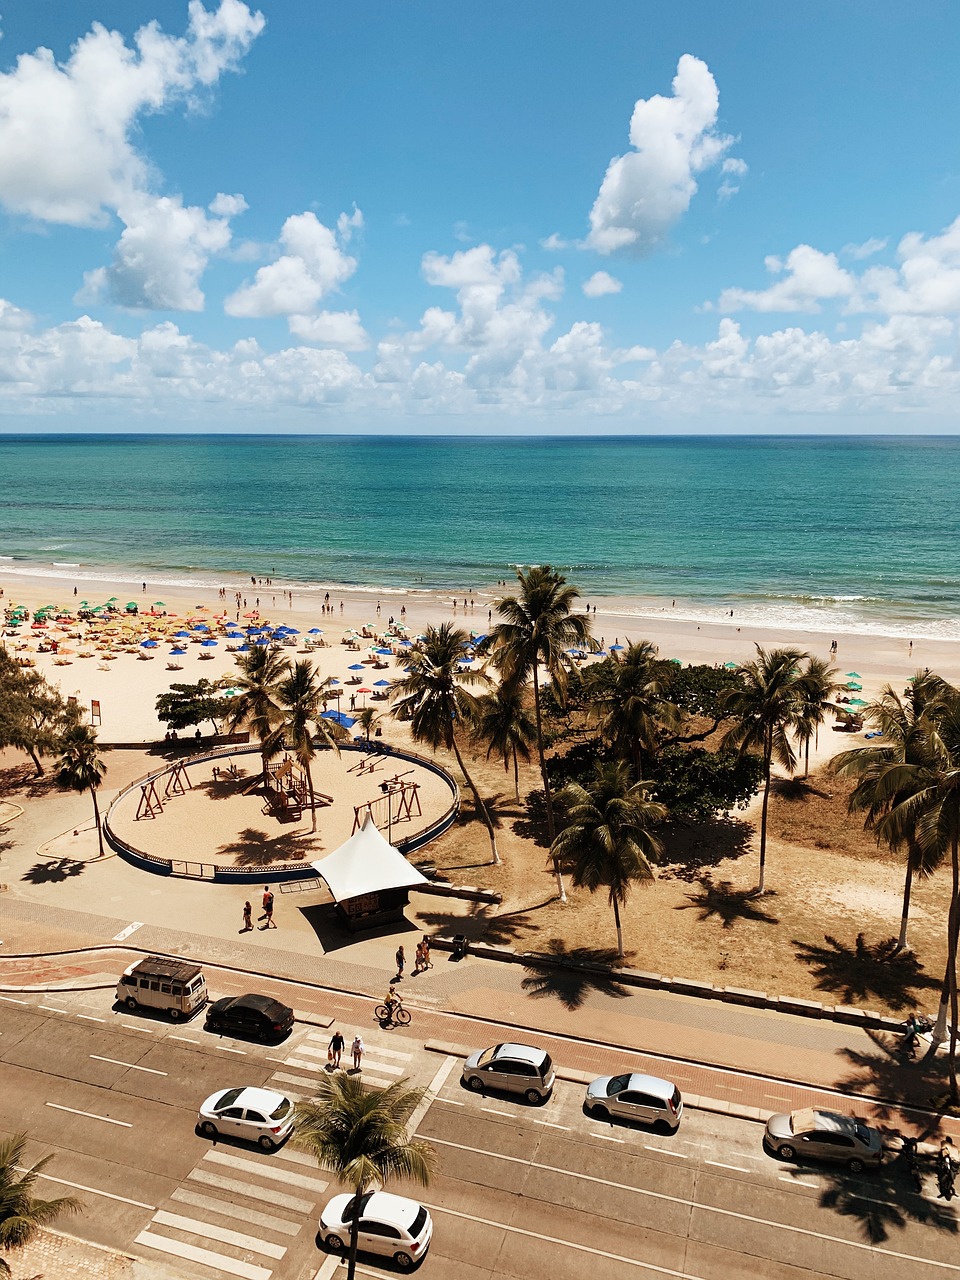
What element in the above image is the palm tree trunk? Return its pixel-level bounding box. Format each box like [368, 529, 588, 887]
[533, 659, 565, 901]
[804, 737, 810, 779]
[304, 757, 317, 833]
[757, 751, 772, 895]
[450, 733, 499, 865]
[933, 841, 960, 1056]
[612, 894, 624, 961]
[91, 786, 104, 857]
[897, 852, 915, 952]
[949, 836, 959, 1103]
[512, 746, 520, 803]
[347, 1198, 361, 1280]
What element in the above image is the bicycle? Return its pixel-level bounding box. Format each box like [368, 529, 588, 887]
[375, 1002, 411, 1027]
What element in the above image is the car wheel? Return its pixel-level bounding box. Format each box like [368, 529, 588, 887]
[258, 1135, 277, 1152]
[394, 1251, 414, 1270]
[466, 1075, 484, 1092]
[125, 996, 139, 1011]
[168, 1008, 181, 1021]
[587, 1102, 608, 1119]
[326, 1234, 346, 1253]
[525, 1088, 544, 1104]
[200, 1121, 218, 1138]
[776, 1143, 797, 1161]
[848, 1157, 865, 1174]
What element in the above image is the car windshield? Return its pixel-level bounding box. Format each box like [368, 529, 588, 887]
[477, 1045, 500, 1067]
[216, 1088, 244, 1109]
[855, 1121, 871, 1145]
[270, 1099, 291, 1120]
[607, 1074, 631, 1096]
[410, 1206, 428, 1237]
[343, 1192, 374, 1220]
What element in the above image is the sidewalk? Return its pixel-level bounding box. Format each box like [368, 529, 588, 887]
[2, 893, 957, 1144]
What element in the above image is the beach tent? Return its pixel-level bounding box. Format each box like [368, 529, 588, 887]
[311, 813, 428, 931]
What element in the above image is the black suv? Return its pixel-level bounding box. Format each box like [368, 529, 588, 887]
[205, 993, 294, 1042]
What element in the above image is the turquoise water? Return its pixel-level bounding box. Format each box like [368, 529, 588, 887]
[2, 433, 960, 638]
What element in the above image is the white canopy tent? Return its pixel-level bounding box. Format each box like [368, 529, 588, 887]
[311, 814, 428, 926]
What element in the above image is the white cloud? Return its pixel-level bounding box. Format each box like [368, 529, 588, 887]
[843, 236, 887, 260]
[288, 311, 369, 351]
[225, 211, 360, 318]
[717, 244, 856, 313]
[718, 155, 748, 201]
[583, 270, 623, 298]
[586, 55, 740, 256]
[541, 232, 572, 252]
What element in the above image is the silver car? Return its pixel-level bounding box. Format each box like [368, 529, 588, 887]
[764, 1108, 883, 1173]
[585, 1072, 683, 1131]
[462, 1042, 555, 1103]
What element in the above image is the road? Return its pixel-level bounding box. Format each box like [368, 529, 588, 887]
[1, 987, 956, 1280]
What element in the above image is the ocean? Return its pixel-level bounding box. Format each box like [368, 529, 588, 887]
[2, 433, 960, 640]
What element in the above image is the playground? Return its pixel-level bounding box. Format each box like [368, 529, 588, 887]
[106, 742, 458, 874]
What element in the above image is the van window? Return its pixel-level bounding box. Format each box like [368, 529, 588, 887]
[171, 984, 183, 997]
[150, 981, 160, 992]
[139, 977, 151, 988]
[188, 979, 203, 994]
[160, 984, 172, 995]
[121, 975, 134, 987]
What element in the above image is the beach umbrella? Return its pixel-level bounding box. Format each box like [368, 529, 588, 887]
[348, 663, 364, 671]
[322, 710, 356, 728]
[237, 644, 250, 653]
[375, 646, 392, 655]
[308, 627, 323, 635]
[400, 639, 412, 647]
[610, 644, 624, 651]
[154, 601, 166, 607]
[169, 647, 187, 655]
[723, 661, 739, 669]
[357, 686, 371, 694]
[847, 697, 867, 707]
[846, 682, 862, 691]
[283, 627, 300, 635]
[374, 679, 391, 687]
[141, 639, 158, 648]
[201, 639, 218, 647]
[846, 672, 861, 678]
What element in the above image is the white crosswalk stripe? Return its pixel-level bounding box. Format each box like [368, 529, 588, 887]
[136, 1141, 330, 1279]
[270, 1030, 414, 1100]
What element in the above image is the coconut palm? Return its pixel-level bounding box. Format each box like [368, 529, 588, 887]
[794, 655, 840, 778]
[56, 722, 108, 857]
[833, 673, 951, 951]
[293, 1074, 435, 1280]
[225, 644, 290, 781]
[278, 661, 346, 833]
[550, 760, 666, 960]
[0, 1132, 81, 1277]
[586, 640, 679, 778]
[487, 566, 592, 894]
[721, 646, 809, 894]
[391, 623, 499, 863]
[472, 677, 537, 803]
[353, 706, 379, 741]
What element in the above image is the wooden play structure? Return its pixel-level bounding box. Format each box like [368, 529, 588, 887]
[352, 773, 421, 837]
[135, 777, 163, 820]
[263, 755, 333, 822]
[163, 759, 192, 799]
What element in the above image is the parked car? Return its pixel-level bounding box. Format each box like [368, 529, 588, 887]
[584, 1072, 683, 1131]
[763, 1108, 884, 1173]
[319, 1191, 432, 1270]
[461, 1042, 555, 1103]
[204, 993, 294, 1042]
[116, 957, 207, 1020]
[198, 1086, 294, 1151]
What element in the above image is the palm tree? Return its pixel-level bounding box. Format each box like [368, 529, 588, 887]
[391, 623, 499, 864]
[0, 1132, 81, 1277]
[833, 673, 950, 951]
[472, 678, 537, 803]
[720, 646, 809, 894]
[353, 706, 379, 741]
[278, 661, 345, 833]
[56, 722, 108, 857]
[794, 655, 839, 778]
[586, 640, 678, 778]
[487, 566, 592, 895]
[225, 644, 289, 781]
[293, 1074, 435, 1280]
[550, 760, 666, 959]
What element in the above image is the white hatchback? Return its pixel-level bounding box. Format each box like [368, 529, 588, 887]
[197, 1086, 294, 1151]
[319, 1190, 433, 1270]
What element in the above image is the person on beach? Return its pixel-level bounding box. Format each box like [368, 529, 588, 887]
[420, 935, 431, 970]
[241, 901, 253, 932]
[395, 944, 405, 979]
[352, 1034, 364, 1072]
[328, 1029, 345, 1069]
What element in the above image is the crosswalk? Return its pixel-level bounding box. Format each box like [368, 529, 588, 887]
[134, 1029, 416, 1278]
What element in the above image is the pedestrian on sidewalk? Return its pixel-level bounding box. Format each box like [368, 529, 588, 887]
[420, 935, 431, 970]
[328, 1030, 345, 1069]
[413, 941, 424, 975]
[262, 886, 276, 929]
[352, 1034, 364, 1072]
[395, 944, 405, 980]
[240, 901, 252, 933]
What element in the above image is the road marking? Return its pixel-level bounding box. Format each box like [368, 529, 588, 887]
[591, 1132, 625, 1143]
[425, 1135, 960, 1271]
[272, 1071, 326, 1090]
[169, 1034, 199, 1043]
[203, 1150, 330, 1193]
[45, 1102, 131, 1128]
[408, 1055, 458, 1135]
[152, 1210, 287, 1260]
[171, 1188, 302, 1235]
[135, 1230, 271, 1280]
[302, 1032, 412, 1060]
[482, 1107, 514, 1118]
[273, 1146, 323, 1168]
[113, 921, 144, 942]
[706, 1160, 750, 1173]
[537, 1121, 569, 1131]
[187, 1169, 314, 1214]
[313, 1255, 344, 1280]
[77, 1014, 105, 1022]
[90, 1055, 167, 1076]
[212, 1043, 246, 1054]
[33, 1170, 154, 1209]
[644, 1146, 687, 1158]
[39, 1004, 68, 1014]
[766, 1094, 792, 1101]
[779, 1175, 818, 1189]
[0, 995, 28, 1004]
[441, 1098, 465, 1106]
[119, 1023, 155, 1034]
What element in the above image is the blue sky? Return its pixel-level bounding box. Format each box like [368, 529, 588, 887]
[0, 1, 958, 432]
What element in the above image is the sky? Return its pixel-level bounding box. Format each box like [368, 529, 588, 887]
[0, 0, 958, 434]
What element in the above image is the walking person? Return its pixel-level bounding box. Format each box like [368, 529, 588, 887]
[420, 934, 431, 970]
[413, 941, 424, 976]
[352, 1034, 364, 1072]
[395, 944, 405, 980]
[262, 885, 276, 929]
[328, 1029, 345, 1069]
[240, 901, 252, 933]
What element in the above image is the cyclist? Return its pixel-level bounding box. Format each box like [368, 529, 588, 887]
[384, 984, 404, 1024]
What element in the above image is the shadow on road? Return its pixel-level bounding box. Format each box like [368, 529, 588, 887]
[520, 939, 630, 1010]
[21, 857, 86, 884]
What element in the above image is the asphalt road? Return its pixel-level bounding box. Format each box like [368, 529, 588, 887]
[1, 987, 957, 1280]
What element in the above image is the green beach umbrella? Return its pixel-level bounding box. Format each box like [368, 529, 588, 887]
[154, 600, 166, 606]
[846, 671, 861, 678]
[847, 697, 867, 707]
[723, 661, 738, 669]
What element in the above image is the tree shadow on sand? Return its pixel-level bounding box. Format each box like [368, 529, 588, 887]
[771, 776, 833, 802]
[520, 939, 630, 1011]
[675, 874, 780, 930]
[831, 1031, 951, 1121]
[793, 932, 941, 1012]
[216, 827, 318, 867]
[511, 790, 551, 848]
[21, 857, 86, 884]
[413, 900, 553, 949]
[0, 763, 62, 799]
[657, 817, 755, 884]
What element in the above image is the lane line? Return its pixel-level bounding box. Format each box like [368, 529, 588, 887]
[408, 1055, 458, 1135]
[187, 1169, 313, 1214]
[442, 1098, 465, 1107]
[482, 1107, 514, 1118]
[90, 1055, 167, 1076]
[33, 1170, 154, 1210]
[77, 1014, 106, 1023]
[170, 1188, 302, 1235]
[0, 995, 29, 1004]
[313, 1255, 344, 1280]
[706, 1161, 750, 1173]
[203, 1150, 330, 1193]
[644, 1146, 687, 1159]
[779, 1175, 818, 1189]
[152, 1210, 287, 1260]
[271, 1071, 325, 1090]
[537, 1121, 569, 1131]
[135, 1230, 271, 1280]
[169, 1034, 199, 1044]
[427, 1135, 960, 1271]
[591, 1132, 625, 1143]
[38, 1005, 68, 1014]
[45, 1102, 131, 1128]
[119, 1023, 155, 1034]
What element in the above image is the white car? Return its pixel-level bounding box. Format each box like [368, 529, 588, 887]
[319, 1190, 432, 1270]
[197, 1086, 294, 1151]
[584, 1072, 683, 1131]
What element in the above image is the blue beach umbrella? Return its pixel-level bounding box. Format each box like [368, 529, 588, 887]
[237, 644, 250, 652]
[348, 663, 364, 671]
[610, 644, 624, 651]
[173, 630, 190, 637]
[141, 639, 158, 648]
[375, 646, 392, 655]
[374, 679, 391, 687]
[283, 627, 300, 635]
[321, 710, 355, 728]
[193, 623, 209, 631]
[169, 647, 187, 656]
[201, 638, 218, 647]
[308, 627, 323, 635]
